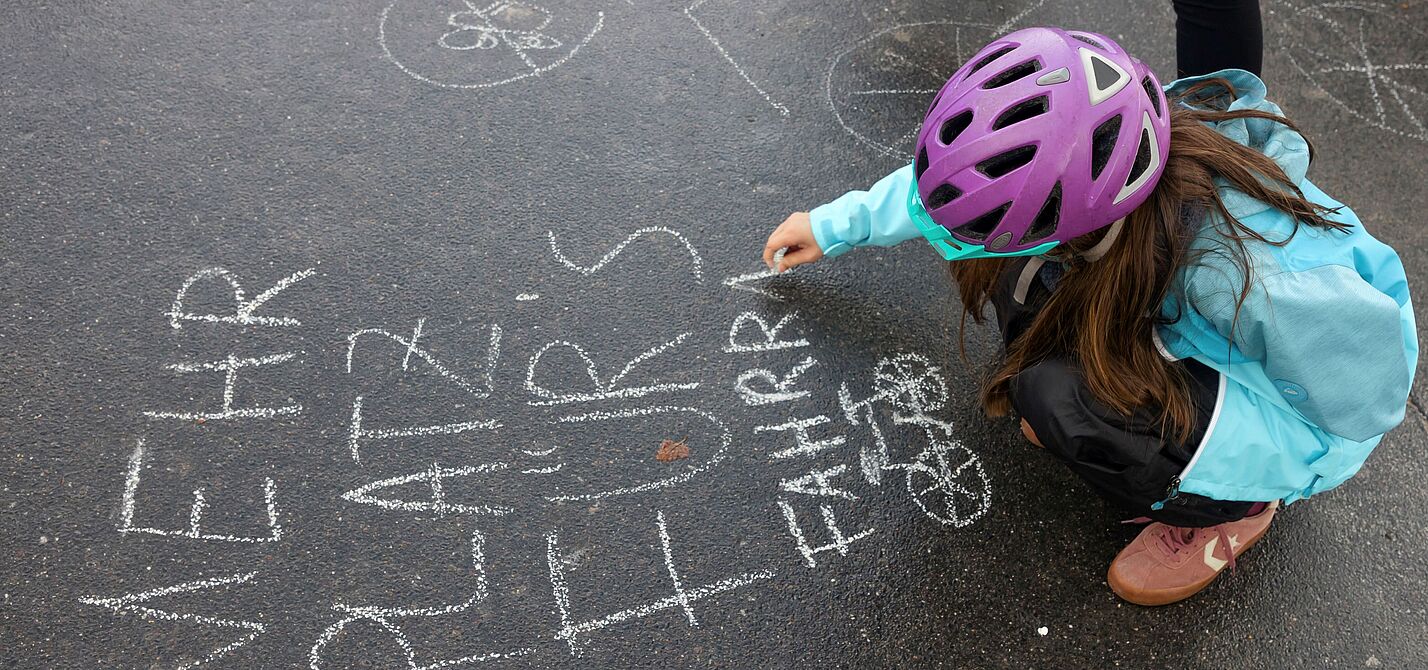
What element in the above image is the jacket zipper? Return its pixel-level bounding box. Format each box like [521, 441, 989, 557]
[1151, 372, 1227, 511]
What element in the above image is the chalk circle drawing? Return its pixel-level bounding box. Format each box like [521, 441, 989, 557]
[824, 2, 1045, 158]
[79, 572, 268, 670]
[380, 0, 604, 89]
[1280, 2, 1428, 142]
[872, 353, 948, 415]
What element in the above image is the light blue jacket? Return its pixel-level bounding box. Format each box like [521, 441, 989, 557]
[809, 69, 1417, 504]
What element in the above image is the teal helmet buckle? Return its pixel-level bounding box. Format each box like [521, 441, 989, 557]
[906, 177, 1060, 261]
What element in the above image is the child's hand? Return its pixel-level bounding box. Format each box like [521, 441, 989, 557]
[763, 212, 823, 273]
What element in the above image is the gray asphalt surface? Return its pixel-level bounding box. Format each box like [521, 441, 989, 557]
[3, 0, 1427, 667]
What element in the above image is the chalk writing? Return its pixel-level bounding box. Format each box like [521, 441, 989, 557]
[166, 267, 315, 329]
[544, 405, 731, 502]
[79, 572, 268, 670]
[723, 265, 791, 301]
[546, 227, 704, 283]
[777, 499, 876, 569]
[734, 355, 817, 405]
[118, 441, 282, 543]
[755, 415, 847, 460]
[345, 321, 501, 462]
[525, 332, 699, 405]
[724, 310, 810, 353]
[547, 510, 777, 656]
[311, 530, 536, 668]
[340, 462, 514, 517]
[142, 353, 304, 421]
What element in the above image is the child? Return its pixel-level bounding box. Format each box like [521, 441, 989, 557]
[763, 16, 1416, 605]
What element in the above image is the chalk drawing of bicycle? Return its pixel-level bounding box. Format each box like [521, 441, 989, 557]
[841, 354, 992, 528]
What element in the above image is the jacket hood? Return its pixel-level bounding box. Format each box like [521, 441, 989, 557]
[1166, 69, 1311, 219]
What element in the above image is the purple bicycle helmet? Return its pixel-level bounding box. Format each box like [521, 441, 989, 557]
[908, 27, 1170, 260]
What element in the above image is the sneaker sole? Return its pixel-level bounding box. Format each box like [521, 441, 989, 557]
[1107, 514, 1276, 607]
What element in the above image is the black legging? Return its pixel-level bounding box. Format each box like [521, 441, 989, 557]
[1172, 0, 1262, 77]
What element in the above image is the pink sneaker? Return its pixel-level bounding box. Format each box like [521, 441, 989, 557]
[1107, 502, 1277, 606]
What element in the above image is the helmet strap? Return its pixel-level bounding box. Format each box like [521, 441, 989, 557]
[1079, 217, 1124, 263]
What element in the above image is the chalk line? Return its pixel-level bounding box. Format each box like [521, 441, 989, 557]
[546, 512, 775, 656]
[657, 509, 697, 626]
[379, 2, 604, 90]
[341, 462, 513, 517]
[734, 356, 816, 406]
[167, 267, 316, 329]
[349, 395, 501, 463]
[723, 311, 810, 353]
[346, 323, 499, 398]
[755, 415, 846, 460]
[777, 499, 875, 569]
[544, 406, 731, 502]
[118, 441, 283, 543]
[525, 333, 699, 405]
[684, 0, 790, 116]
[79, 571, 267, 670]
[143, 352, 304, 421]
[723, 266, 790, 302]
[546, 227, 704, 283]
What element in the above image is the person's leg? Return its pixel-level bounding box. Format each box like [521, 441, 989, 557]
[1009, 356, 1276, 605]
[1172, 0, 1263, 77]
[1020, 419, 1043, 448]
[1010, 356, 1252, 527]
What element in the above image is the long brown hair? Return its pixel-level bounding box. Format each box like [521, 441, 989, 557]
[952, 78, 1348, 442]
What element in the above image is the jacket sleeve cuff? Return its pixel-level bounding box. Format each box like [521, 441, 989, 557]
[809, 202, 854, 258]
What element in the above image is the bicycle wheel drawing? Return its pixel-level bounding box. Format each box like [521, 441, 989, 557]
[901, 420, 991, 528]
[872, 353, 948, 416]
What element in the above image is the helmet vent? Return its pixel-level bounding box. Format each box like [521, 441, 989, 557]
[1020, 182, 1062, 245]
[1126, 128, 1152, 187]
[993, 96, 1049, 130]
[1141, 76, 1163, 118]
[954, 203, 1011, 242]
[1090, 115, 1122, 180]
[926, 183, 962, 210]
[1071, 33, 1106, 49]
[968, 46, 1016, 76]
[983, 59, 1042, 89]
[977, 145, 1036, 179]
[915, 147, 929, 180]
[939, 111, 974, 145]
